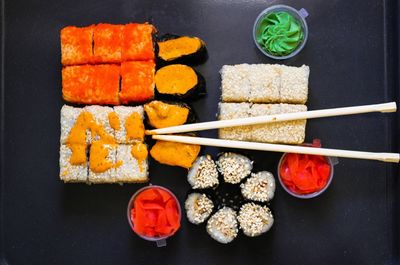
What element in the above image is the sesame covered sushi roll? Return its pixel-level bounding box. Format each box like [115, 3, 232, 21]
[185, 193, 214, 225]
[157, 34, 208, 65]
[187, 155, 219, 189]
[237, 203, 274, 237]
[206, 207, 238, 244]
[241, 171, 276, 202]
[216, 152, 253, 184]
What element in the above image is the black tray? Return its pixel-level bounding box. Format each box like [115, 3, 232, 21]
[1, 0, 399, 264]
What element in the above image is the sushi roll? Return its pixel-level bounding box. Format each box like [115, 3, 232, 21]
[216, 152, 253, 184]
[187, 155, 219, 189]
[185, 193, 214, 225]
[59, 144, 88, 183]
[114, 143, 149, 183]
[237, 203, 274, 237]
[155, 64, 206, 100]
[113, 106, 145, 144]
[157, 34, 208, 65]
[241, 171, 276, 202]
[93, 23, 123, 63]
[88, 141, 118, 184]
[150, 140, 201, 169]
[144, 100, 196, 129]
[60, 25, 94, 66]
[122, 23, 156, 61]
[206, 207, 238, 244]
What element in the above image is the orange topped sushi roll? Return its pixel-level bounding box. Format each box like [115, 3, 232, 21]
[120, 61, 155, 104]
[61, 25, 94, 66]
[93, 24, 123, 63]
[62, 64, 120, 105]
[122, 23, 156, 61]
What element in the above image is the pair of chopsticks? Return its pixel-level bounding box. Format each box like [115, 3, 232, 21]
[145, 102, 400, 163]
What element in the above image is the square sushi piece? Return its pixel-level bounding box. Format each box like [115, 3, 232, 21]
[113, 106, 145, 144]
[114, 144, 149, 183]
[122, 23, 156, 61]
[59, 144, 88, 183]
[278, 65, 309, 104]
[60, 105, 87, 144]
[88, 142, 118, 183]
[218, 103, 307, 144]
[60, 25, 94, 66]
[62, 64, 120, 105]
[84, 105, 115, 143]
[119, 61, 155, 104]
[93, 23, 123, 63]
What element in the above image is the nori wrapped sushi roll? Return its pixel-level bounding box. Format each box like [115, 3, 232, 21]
[216, 152, 253, 184]
[206, 207, 238, 244]
[240, 171, 276, 202]
[185, 193, 214, 225]
[155, 64, 206, 100]
[144, 100, 196, 129]
[187, 155, 219, 189]
[237, 203, 274, 237]
[156, 34, 208, 65]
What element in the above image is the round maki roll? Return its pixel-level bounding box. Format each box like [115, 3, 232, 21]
[237, 203, 274, 237]
[206, 207, 238, 244]
[216, 152, 253, 184]
[187, 155, 219, 189]
[157, 34, 208, 65]
[155, 64, 206, 100]
[144, 100, 196, 129]
[185, 193, 214, 225]
[240, 171, 275, 202]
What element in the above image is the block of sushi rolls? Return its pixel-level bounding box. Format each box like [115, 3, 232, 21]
[185, 193, 214, 225]
[154, 64, 206, 100]
[119, 61, 155, 104]
[114, 143, 149, 183]
[218, 103, 307, 144]
[113, 106, 145, 144]
[144, 100, 196, 129]
[60, 25, 94, 66]
[157, 34, 208, 65]
[122, 23, 156, 61]
[59, 144, 88, 183]
[62, 64, 120, 105]
[220, 64, 309, 104]
[93, 23, 123, 63]
[88, 141, 118, 183]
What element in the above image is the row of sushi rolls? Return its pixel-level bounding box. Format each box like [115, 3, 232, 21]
[59, 22, 309, 243]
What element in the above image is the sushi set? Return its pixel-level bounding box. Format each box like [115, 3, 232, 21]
[2, 0, 400, 264]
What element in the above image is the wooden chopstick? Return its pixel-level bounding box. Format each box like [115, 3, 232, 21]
[152, 135, 400, 163]
[145, 102, 397, 135]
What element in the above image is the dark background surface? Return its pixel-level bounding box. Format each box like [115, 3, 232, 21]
[1, 0, 399, 264]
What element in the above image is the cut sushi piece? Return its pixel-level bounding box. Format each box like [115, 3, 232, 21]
[220, 64, 280, 103]
[185, 193, 214, 225]
[240, 171, 276, 202]
[60, 25, 94, 66]
[216, 152, 253, 184]
[120, 61, 155, 104]
[113, 106, 145, 144]
[206, 207, 238, 244]
[218, 103, 307, 144]
[157, 34, 208, 65]
[114, 144, 149, 183]
[122, 23, 156, 61]
[93, 23, 123, 63]
[150, 140, 201, 169]
[60, 105, 86, 144]
[62, 64, 120, 105]
[144, 100, 195, 129]
[84, 105, 115, 143]
[88, 141, 118, 183]
[59, 144, 88, 183]
[187, 155, 219, 189]
[237, 203, 274, 237]
[154, 64, 206, 100]
[220, 63, 309, 104]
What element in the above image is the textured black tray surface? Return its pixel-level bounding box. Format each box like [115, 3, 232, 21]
[1, 0, 399, 264]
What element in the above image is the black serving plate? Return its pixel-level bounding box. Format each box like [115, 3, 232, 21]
[1, 0, 399, 264]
